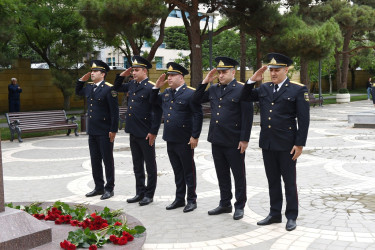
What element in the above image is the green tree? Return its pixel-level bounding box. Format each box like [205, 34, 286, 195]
[13, 0, 95, 109]
[0, 0, 20, 67]
[313, 0, 375, 90]
[165, 26, 190, 50]
[78, 0, 171, 65]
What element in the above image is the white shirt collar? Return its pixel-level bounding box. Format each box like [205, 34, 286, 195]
[275, 77, 288, 91]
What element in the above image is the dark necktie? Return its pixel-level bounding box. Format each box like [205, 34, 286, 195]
[92, 85, 97, 93]
[221, 84, 227, 94]
[273, 84, 279, 98]
[274, 84, 279, 92]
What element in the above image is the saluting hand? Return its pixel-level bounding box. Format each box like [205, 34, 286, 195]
[80, 72, 91, 82]
[250, 65, 268, 82]
[155, 73, 167, 88]
[109, 132, 116, 143]
[188, 137, 199, 149]
[120, 67, 132, 77]
[238, 141, 248, 154]
[202, 68, 218, 84]
[290, 145, 303, 161]
[146, 133, 156, 146]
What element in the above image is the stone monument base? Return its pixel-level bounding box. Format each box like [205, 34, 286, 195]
[348, 111, 375, 128]
[0, 207, 52, 250]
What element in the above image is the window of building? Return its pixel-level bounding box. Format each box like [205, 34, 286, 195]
[155, 57, 163, 69]
[123, 57, 130, 68]
[106, 57, 115, 66]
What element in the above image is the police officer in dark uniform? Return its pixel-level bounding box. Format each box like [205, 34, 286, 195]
[192, 57, 253, 220]
[241, 53, 310, 231]
[76, 60, 119, 200]
[113, 56, 162, 206]
[8, 78, 22, 112]
[150, 62, 203, 213]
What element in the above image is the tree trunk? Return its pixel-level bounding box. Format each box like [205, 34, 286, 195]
[350, 67, 355, 91]
[334, 50, 342, 90]
[255, 30, 262, 70]
[341, 31, 353, 90]
[299, 57, 309, 90]
[240, 29, 246, 83]
[188, 17, 203, 88]
[63, 94, 71, 111]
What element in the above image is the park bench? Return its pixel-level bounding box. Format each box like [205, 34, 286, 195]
[309, 93, 323, 107]
[118, 106, 128, 130]
[5, 110, 78, 142]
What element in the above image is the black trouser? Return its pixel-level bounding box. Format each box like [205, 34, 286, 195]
[130, 134, 157, 198]
[212, 144, 247, 209]
[262, 149, 298, 220]
[372, 87, 375, 104]
[167, 142, 197, 203]
[88, 135, 115, 192]
[9, 100, 20, 112]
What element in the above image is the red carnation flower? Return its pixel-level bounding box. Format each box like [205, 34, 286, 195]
[91, 213, 96, 218]
[118, 236, 128, 245]
[67, 243, 76, 250]
[114, 221, 122, 226]
[55, 219, 63, 225]
[109, 235, 117, 242]
[70, 220, 79, 226]
[127, 234, 134, 241]
[89, 245, 98, 250]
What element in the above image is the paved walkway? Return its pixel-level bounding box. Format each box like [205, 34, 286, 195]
[2, 100, 375, 250]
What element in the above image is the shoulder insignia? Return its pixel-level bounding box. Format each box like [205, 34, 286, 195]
[148, 81, 156, 86]
[372, 83, 375, 87]
[187, 86, 196, 90]
[237, 81, 245, 85]
[105, 82, 113, 87]
[290, 81, 304, 87]
[304, 92, 309, 102]
[111, 90, 117, 97]
[88, 82, 94, 84]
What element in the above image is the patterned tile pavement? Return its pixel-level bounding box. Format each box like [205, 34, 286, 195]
[2, 100, 375, 250]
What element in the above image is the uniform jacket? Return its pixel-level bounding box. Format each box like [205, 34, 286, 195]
[8, 84, 22, 100]
[241, 78, 310, 151]
[76, 80, 119, 135]
[193, 79, 253, 147]
[113, 75, 162, 138]
[150, 84, 203, 144]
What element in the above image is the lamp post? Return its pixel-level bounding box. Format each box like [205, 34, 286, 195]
[205, 12, 219, 70]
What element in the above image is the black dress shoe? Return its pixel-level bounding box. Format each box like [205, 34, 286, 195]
[166, 200, 185, 210]
[257, 215, 282, 225]
[139, 197, 153, 206]
[85, 189, 104, 197]
[286, 219, 297, 231]
[183, 203, 197, 213]
[233, 208, 244, 220]
[127, 194, 144, 203]
[208, 205, 232, 215]
[100, 191, 114, 200]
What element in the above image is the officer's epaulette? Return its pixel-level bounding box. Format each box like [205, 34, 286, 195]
[372, 83, 375, 87]
[149, 81, 156, 86]
[237, 81, 245, 85]
[187, 86, 196, 90]
[290, 81, 304, 87]
[88, 82, 94, 84]
[105, 82, 113, 87]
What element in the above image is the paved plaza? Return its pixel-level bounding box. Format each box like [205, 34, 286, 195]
[2, 100, 375, 250]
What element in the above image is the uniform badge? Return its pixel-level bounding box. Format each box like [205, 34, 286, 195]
[304, 92, 309, 102]
[111, 90, 118, 97]
[165, 93, 169, 97]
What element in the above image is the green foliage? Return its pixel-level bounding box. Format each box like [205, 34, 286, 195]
[338, 88, 349, 93]
[67, 228, 107, 248]
[49, 201, 88, 221]
[165, 26, 189, 50]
